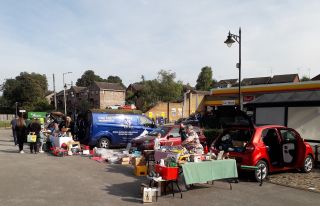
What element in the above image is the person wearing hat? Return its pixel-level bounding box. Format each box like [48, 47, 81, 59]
[28, 118, 41, 154]
[182, 124, 203, 154]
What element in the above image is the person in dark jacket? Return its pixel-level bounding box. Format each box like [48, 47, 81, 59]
[15, 113, 27, 153]
[59, 116, 75, 138]
[28, 118, 42, 154]
[179, 123, 187, 142]
[11, 117, 18, 146]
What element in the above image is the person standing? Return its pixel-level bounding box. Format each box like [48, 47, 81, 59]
[182, 124, 203, 154]
[10, 117, 18, 146]
[28, 118, 41, 154]
[154, 132, 161, 150]
[15, 114, 27, 153]
[179, 123, 187, 142]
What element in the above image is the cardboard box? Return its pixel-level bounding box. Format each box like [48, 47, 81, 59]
[121, 157, 130, 165]
[132, 156, 146, 166]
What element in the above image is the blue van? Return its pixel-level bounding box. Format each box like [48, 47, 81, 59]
[84, 110, 156, 148]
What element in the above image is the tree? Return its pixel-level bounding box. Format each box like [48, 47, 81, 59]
[211, 79, 218, 88]
[138, 70, 184, 112]
[106, 75, 125, 87]
[2, 72, 52, 112]
[157, 70, 183, 102]
[195, 66, 213, 91]
[76, 70, 106, 87]
[301, 76, 310, 82]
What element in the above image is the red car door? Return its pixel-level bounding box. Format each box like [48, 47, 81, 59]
[278, 128, 306, 168]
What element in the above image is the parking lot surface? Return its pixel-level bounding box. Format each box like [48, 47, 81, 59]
[0, 129, 319, 206]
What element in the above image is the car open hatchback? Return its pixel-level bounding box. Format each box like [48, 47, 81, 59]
[211, 112, 315, 181]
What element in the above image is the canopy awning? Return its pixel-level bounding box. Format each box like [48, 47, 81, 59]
[248, 90, 320, 105]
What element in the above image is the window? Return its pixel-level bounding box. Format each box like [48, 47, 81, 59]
[279, 129, 297, 142]
[139, 116, 153, 126]
[149, 126, 171, 137]
[261, 128, 279, 146]
[171, 108, 176, 117]
[168, 128, 180, 137]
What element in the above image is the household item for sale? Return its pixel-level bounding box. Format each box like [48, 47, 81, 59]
[160, 159, 165, 166]
[142, 187, 153, 203]
[155, 164, 179, 180]
[134, 165, 147, 176]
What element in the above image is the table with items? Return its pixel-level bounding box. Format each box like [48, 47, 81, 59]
[141, 145, 238, 202]
[181, 159, 238, 188]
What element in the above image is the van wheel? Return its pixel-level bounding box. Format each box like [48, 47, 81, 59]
[302, 155, 313, 173]
[254, 160, 268, 182]
[98, 138, 110, 149]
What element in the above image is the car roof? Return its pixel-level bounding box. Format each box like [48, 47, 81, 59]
[255, 125, 287, 129]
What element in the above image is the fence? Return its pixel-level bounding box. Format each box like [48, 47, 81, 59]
[0, 114, 15, 121]
[0, 114, 15, 128]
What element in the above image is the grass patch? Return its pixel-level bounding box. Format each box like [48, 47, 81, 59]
[0, 120, 11, 128]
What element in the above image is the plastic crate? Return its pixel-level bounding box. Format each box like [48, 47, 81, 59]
[155, 164, 179, 180]
[134, 165, 147, 176]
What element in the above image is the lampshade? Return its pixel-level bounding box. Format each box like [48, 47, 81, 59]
[224, 35, 235, 47]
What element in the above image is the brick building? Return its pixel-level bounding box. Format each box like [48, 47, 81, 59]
[88, 81, 126, 109]
[146, 101, 183, 123]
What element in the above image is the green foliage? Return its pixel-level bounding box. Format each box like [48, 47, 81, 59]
[0, 120, 10, 128]
[2, 72, 50, 113]
[138, 70, 184, 112]
[211, 79, 218, 88]
[203, 129, 223, 146]
[106, 75, 125, 87]
[76, 70, 107, 87]
[196, 66, 213, 91]
[157, 70, 184, 102]
[301, 76, 310, 82]
[78, 100, 90, 114]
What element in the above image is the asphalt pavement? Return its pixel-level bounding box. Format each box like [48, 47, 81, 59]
[0, 128, 319, 206]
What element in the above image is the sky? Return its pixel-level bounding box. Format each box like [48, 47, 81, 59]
[0, 0, 320, 92]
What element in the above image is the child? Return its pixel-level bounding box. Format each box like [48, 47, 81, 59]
[154, 132, 161, 150]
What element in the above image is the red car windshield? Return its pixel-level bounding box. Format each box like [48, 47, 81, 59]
[148, 126, 171, 137]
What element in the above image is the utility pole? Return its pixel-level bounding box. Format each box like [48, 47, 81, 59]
[53, 74, 57, 111]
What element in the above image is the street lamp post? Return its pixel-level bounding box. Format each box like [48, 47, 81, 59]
[15, 102, 18, 117]
[63, 72, 72, 115]
[224, 27, 242, 110]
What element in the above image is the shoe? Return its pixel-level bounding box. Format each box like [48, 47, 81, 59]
[30, 151, 33, 154]
[39, 151, 44, 153]
[19, 150, 24, 154]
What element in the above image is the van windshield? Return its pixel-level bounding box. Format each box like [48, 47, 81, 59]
[148, 126, 171, 137]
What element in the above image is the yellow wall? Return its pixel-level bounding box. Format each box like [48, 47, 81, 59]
[146, 102, 183, 122]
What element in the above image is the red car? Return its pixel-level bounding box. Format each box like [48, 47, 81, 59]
[131, 125, 206, 151]
[211, 117, 315, 181]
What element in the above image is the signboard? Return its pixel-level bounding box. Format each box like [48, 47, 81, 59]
[19, 109, 26, 113]
[243, 95, 255, 103]
[222, 100, 236, 105]
[27, 112, 47, 119]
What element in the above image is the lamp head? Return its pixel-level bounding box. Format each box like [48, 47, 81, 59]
[224, 31, 235, 47]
